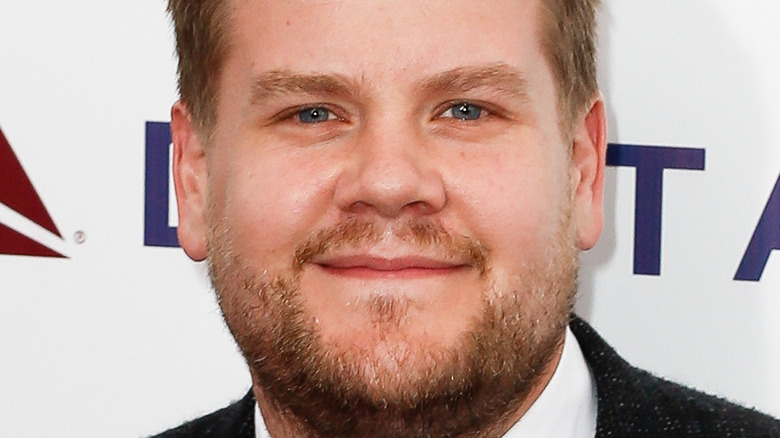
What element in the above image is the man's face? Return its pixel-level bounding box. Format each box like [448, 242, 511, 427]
[173, 0, 605, 435]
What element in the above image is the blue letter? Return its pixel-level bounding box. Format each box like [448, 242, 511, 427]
[144, 121, 179, 247]
[735, 174, 780, 281]
[607, 144, 706, 275]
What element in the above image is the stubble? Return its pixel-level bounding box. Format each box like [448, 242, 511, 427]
[207, 213, 579, 437]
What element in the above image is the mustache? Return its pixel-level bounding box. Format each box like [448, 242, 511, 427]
[293, 219, 488, 275]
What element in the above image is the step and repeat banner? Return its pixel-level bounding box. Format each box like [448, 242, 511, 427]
[1, 1, 778, 437]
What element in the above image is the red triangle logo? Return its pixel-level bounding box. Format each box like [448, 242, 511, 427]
[0, 126, 66, 258]
[0, 223, 65, 258]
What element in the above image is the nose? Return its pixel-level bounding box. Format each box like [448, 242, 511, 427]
[334, 121, 446, 218]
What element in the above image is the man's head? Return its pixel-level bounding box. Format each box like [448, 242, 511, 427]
[168, 0, 600, 137]
[169, 1, 606, 436]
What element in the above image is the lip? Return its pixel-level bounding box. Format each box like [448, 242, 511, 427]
[312, 255, 471, 279]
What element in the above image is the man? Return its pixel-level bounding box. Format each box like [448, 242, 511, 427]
[155, 0, 780, 436]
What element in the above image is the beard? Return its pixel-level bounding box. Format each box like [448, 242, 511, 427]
[207, 213, 579, 438]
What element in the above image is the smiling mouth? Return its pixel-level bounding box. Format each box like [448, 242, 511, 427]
[313, 255, 471, 279]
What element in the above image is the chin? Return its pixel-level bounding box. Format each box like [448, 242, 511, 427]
[207, 215, 579, 437]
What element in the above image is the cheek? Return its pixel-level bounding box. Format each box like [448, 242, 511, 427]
[211, 148, 337, 269]
[448, 144, 569, 265]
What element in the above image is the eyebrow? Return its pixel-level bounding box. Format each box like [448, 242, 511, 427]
[249, 63, 530, 105]
[419, 63, 530, 101]
[250, 70, 357, 104]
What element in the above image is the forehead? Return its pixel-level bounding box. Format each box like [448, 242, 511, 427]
[225, 0, 546, 83]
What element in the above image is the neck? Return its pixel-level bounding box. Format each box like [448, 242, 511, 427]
[472, 340, 565, 438]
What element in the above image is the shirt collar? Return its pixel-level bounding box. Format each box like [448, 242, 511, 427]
[255, 326, 596, 438]
[502, 326, 597, 438]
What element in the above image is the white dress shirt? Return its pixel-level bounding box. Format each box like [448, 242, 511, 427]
[255, 326, 597, 438]
[501, 327, 597, 437]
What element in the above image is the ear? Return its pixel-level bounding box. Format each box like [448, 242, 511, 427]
[171, 101, 209, 261]
[570, 94, 607, 250]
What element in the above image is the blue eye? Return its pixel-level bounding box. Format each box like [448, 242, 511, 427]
[443, 102, 483, 121]
[297, 107, 332, 123]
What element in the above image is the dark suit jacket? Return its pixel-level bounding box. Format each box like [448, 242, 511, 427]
[152, 316, 780, 437]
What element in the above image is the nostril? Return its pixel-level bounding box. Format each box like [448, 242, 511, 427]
[405, 199, 440, 215]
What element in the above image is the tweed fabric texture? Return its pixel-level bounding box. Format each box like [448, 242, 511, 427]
[569, 316, 780, 437]
[151, 317, 780, 437]
[152, 389, 255, 438]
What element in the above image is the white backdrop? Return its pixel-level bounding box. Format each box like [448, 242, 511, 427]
[1, 1, 778, 437]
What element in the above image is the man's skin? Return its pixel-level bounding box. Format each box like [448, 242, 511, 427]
[171, 0, 607, 436]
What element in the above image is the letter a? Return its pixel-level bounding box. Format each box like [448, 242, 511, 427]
[735, 174, 780, 281]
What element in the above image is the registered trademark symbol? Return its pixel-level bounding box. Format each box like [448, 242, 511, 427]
[73, 230, 87, 245]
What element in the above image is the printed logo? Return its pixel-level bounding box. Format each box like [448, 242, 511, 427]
[144, 121, 179, 248]
[0, 126, 67, 258]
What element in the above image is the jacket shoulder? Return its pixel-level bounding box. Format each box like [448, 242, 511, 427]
[149, 390, 255, 438]
[570, 316, 780, 437]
